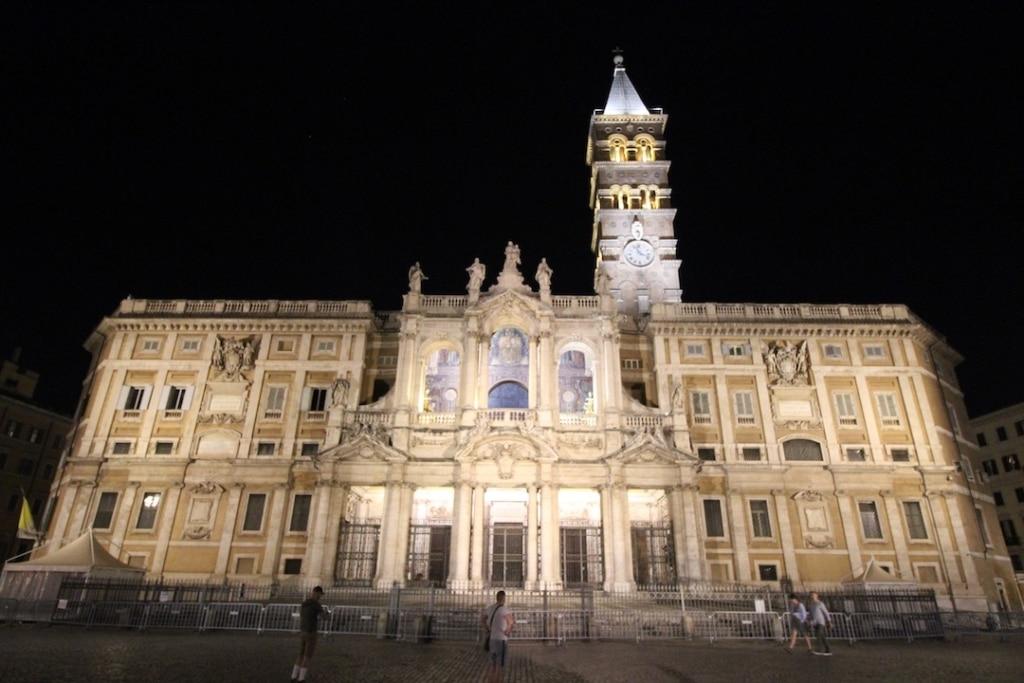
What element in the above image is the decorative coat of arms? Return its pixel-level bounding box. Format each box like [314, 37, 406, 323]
[763, 340, 809, 386]
[212, 336, 258, 381]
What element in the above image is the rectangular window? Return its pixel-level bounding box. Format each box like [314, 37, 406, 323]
[749, 500, 772, 538]
[863, 344, 886, 359]
[823, 344, 844, 359]
[697, 447, 716, 462]
[685, 343, 705, 357]
[859, 501, 883, 540]
[141, 339, 160, 352]
[994, 491, 1005, 506]
[154, 441, 174, 455]
[265, 386, 286, 417]
[997, 426, 1008, 442]
[123, 386, 147, 410]
[834, 393, 858, 426]
[983, 460, 999, 477]
[17, 458, 34, 475]
[703, 499, 725, 537]
[166, 386, 187, 410]
[1015, 487, 1024, 503]
[947, 403, 961, 436]
[127, 555, 147, 569]
[276, 339, 295, 353]
[111, 442, 132, 455]
[93, 492, 118, 529]
[316, 340, 336, 353]
[289, 494, 312, 532]
[903, 501, 928, 540]
[300, 442, 319, 457]
[846, 447, 867, 462]
[875, 393, 901, 426]
[891, 449, 911, 463]
[1003, 454, 1020, 473]
[308, 388, 328, 412]
[621, 358, 642, 370]
[975, 507, 990, 545]
[5, 420, 22, 439]
[378, 355, 397, 367]
[28, 428, 43, 444]
[235, 557, 256, 575]
[1012, 555, 1023, 572]
[916, 565, 939, 584]
[741, 447, 761, 462]
[181, 339, 201, 352]
[691, 391, 711, 424]
[724, 343, 747, 357]
[733, 392, 755, 425]
[999, 519, 1018, 546]
[283, 558, 303, 575]
[1016, 420, 1024, 437]
[757, 564, 779, 581]
[136, 492, 161, 530]
[242, 494, 267, 532]
[256, 442, 276, 456]
[976, 432, 988, 447]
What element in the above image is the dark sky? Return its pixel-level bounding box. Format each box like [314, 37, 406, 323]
[3, 4, 1022, 418]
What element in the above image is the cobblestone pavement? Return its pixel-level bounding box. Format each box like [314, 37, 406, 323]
[0, 626, 1021, 682]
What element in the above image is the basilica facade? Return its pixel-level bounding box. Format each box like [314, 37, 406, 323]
[35, 58, 1019, 612]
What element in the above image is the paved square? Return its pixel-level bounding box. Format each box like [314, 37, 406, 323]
[0, 626, 1021, 682]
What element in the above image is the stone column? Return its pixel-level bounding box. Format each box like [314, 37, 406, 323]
[599, 485, 616, 589]
[470, 484, 486, 587]
[213, 484, 245, 579]
[108, 482, 141, 560]
[925, 491, 962, 585]
[943, 493, 980, 586]
[527, 335, 539, 410]
[880, 490, 912, 579]
[754, 372, 780, 462]
[667, 486, 687, 583]
[714, 375, 736, 461]
[448, 480, 473, 587]
[49, 481, 81, 550]
[540, 484, 561, 588]
[772, 489, 800, 583]
[854, 374, 885, 462]
[136, 368, 168, 456]
[262, 483, 290, 578]
[810, 368, 841, 464]
[526, 484, 539, 588]
[728, 493, 752, 581]
[374, 483, 402, 588]
[393, 484, 416, 585]
[681, 485, 703, 580]
[70, 482, 98, 538]
[150, 482, 184, 577]
[835, 492, 863, 575]
[611, 484, 635, 591]
[305, 480, 336, 584]
[321, 485, 349, 582]
[898, 374, 931, 464]
[460, 333, 480, 412]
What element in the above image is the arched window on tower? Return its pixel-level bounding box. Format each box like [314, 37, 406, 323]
[558, 347, 595, 415]
[487, 327, 530, 409]
[636, 136, 656, 161]
[422, 348, 461, 412]
[608, 135, 628, 162]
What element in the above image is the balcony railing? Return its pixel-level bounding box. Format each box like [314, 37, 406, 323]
[160, 410, 183, 421]
[482, 409, 532, 425]
[117, 410, 142, 422]
[652, 302, 911, 324]
[302, 411, 327, 423]
[416, 413, 457, 427]
[623, 414, 664, 428]
[118, 299, 374, 318]
[559, 413, 598, 428]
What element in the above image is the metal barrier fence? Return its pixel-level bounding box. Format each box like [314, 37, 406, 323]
[7, 597, 1004, 644]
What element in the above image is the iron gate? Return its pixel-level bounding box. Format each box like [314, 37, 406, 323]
[560, 525, 604, 587]
[630, 523, 676, 587]
[490, 523, 525, 587]
[406, 524, 451, 585]
[334, 520, 380, 586]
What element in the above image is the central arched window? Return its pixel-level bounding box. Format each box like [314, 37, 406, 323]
[558, 348, 595, 414]
[488, 327, 529, 409]
[783, 439, 824, 462]
[423, 348, 460, 412]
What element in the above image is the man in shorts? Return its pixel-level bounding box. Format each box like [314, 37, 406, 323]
[481, 590, 514, 682]
[292, 586, 327, 682]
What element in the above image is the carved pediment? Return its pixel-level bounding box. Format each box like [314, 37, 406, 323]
[605, 430, 694, 466]
[476, 289, 545, 330]
[319, 434, 408, 463]
[453, 432, 555, 465]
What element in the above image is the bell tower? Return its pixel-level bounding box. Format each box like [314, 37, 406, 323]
[587, 52, 682, 315]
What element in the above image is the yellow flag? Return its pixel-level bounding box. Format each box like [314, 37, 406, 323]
[17, 495, 37, 540]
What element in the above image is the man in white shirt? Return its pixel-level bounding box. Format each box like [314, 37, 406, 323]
[481, 590, 514, 682]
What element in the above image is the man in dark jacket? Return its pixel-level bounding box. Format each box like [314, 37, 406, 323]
[292, 586, 327, 682]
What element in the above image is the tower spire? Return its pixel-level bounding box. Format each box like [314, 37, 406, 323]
[603, 48, 649, 116]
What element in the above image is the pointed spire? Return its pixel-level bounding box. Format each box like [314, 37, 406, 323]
[603, 48, 649, 116]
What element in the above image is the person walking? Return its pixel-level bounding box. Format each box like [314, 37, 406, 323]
[784, 594, 813, 653]
[807, 591, 833, 656]
[480, 590, 514, 682]
[291, 586, 327, 682]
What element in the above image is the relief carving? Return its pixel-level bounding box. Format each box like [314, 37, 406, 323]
[212, 335, 258, 382]
[763, 340, 809, 386]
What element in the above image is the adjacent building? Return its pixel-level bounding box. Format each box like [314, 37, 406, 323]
[30, 57, 1019, 612]
[968, 403, 1024, 599]
[0, 350, 71, 562]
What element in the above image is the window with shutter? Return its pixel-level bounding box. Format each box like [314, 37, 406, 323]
[749, 500, 772, 538]
[691, 391, 711, 424]
[734, 392, 755, 425]
[858, 502, 883, 539]
[876, 393, 900, 426]
[834, 393, 858, 427]
[703, 499, 725, 537]
[903, 502, 928, 539]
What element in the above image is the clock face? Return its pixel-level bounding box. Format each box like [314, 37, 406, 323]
[623, 239, 655, 267]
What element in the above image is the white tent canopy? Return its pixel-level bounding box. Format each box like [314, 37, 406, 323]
[0, 530, 145, 601]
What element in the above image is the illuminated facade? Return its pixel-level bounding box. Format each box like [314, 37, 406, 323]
[33, 57, 1019, 611]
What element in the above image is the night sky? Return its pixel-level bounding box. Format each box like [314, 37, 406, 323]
[4, 5, 1022, 417]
